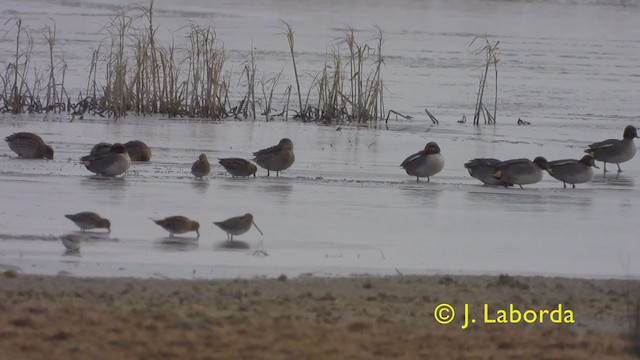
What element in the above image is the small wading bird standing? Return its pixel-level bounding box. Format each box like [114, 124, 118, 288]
[493, 157, 548, 189]
[60, 234, 83, 252]
[214, 213, 263, 242]
[153, 216, 200, 238]
[5, 132, 54, 159]
[253, 138, 295, 177]
[191, 154, 211, 179]
[218, 158, 257, 177]
[80, 143, 131, 177]
[585, 125, 638, 174]
[64, 212, 111, 233]
[400, 142, 445, 182]
[546, 155, 598, 189]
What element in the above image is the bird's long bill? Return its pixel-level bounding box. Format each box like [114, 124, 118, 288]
[252, 221, 264, 235]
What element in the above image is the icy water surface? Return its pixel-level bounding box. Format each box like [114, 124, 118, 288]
[0, 0, 639, 279]
[0, 117, 639, 279]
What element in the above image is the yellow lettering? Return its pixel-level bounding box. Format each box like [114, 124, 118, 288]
[523, 310, 537, 323]
[540, 309, 549, 322]
[564, 309, 575, 323]
[509, 304, 521, 323]
[550, 305, 561, 323]
[484, 304, 496, 324]
[496, 310, 507, 323]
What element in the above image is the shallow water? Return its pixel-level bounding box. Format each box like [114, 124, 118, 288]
[1, 117, 639, 279]
[0, 0, 639, 279]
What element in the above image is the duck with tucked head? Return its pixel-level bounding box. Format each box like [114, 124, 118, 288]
[400, 142, 445, 182]
[253, 138, 295, 177]
[5, 132, 54, 159]
[464, 158, 504, 185]
[80, 143, 131, 177]
[585, 125, 638, 173]
[493, 157, 548, 188]
[153, 216, 200, 238]
[546, 155, 598, 189]
[124, 140, 152, 161]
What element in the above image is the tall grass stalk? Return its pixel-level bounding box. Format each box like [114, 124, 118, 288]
[282, 21, 304, 119]
[470, 36, 499, 125]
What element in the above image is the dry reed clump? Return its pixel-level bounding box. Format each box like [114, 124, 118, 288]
[0, 2, 508, 126]
[0, 7, 390, 124]
[0, 18, 70, 114]
[286, 23, 386, 124]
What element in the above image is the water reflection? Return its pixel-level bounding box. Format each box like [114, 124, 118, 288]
[80, 176, 129, 190]
[156, 237, 199, 251]
[255, 181, 293, 205]
[190, 179, 210, 194]
[62, 249, 81, 257]
[591, 173, 635, 187]
[67, 231, 114, 242]
[215, 240, 250, 250]
[398, 186, 443, 206]
[465, 190, 548, 213]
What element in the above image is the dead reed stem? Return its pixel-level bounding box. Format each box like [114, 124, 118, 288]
[470, 36, 499, 126]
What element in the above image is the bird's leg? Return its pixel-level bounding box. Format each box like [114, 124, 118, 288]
[427, 177, 430, 183]
[230, 235, 234, 242]
[519, 185, 523, 189]
[170, 233, 174, 238]
[416, 176, 419, 182]
[572, 184, 576, 189]
[617, 163, 622, 173]
[267, 170, 270, 177]
[603, 162, 608, 173]
[563, 182, 566, 189]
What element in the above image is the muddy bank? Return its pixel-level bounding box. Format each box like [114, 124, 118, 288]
[0, 272, 639, 359]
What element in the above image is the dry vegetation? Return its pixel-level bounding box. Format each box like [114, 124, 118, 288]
[0, 1, 393, 124]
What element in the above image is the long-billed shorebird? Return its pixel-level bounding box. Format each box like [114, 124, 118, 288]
[253, 138, 295, 177]
[213, 213, 263, 241]
[64, 212, 111, 233]
[191, 154, 211, 179]
[218, 158, 257, 177]
[153, 216, 200, 238]
[60, 234, 83, 252]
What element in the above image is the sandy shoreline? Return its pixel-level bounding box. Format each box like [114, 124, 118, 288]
[1, 271, 639, 359]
